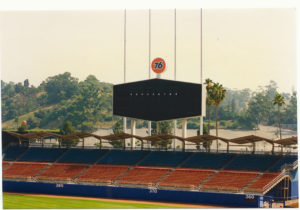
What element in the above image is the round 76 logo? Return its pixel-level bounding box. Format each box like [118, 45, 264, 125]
[151, 57, 166, 74]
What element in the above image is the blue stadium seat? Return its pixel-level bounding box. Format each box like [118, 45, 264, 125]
[181, 153, 234, 169]
[138, 151, 190, 167]
[3, 145, 28, 161]
[268, 156, 298, 172]
[224, 154, 280, 171]
[18, 147, 66, 162]
[98, 150, 149, 165]
[58, 149, 107, 163]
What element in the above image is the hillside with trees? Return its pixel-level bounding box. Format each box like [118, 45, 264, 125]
[1, 72, 297, 135]
[2, 72, 114, 132]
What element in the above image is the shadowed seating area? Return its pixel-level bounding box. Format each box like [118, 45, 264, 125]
[138, 151, 190, 167]
[18, 147, 67, 162]
[224, 154, 281, 171]
[58, 149, 107, 163]
[98, 150, 149, 165]
[181, 153, 234, 169]
[268, 156, 298, 172]
[3, 146, 28, 161]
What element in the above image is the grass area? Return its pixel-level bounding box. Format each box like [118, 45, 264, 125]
[3, 194, 189, 209]
[2, 105, 55, 130]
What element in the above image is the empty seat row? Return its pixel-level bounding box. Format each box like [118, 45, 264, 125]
[181, 153, 233, 169]
[224, 154, 281, 171]
[159, 169, 214, 188]
[19, 147, 67, 162]
[3, 146, 28, 161]
[117, 166, 170, 185]
[98, 150, 148, 165]
[3, 146, 297, 172]
[139, 151, 190, 167]
[2, 161, 10, 169]
[58, 149, 107, 163]
[200, 170, 259, 191]
[77, 165, 129, 183]
[3, 162, 48, 179]
[3, 161, 287, 192]
[268, 156, 298, 172]
[245, 173, 282, 192]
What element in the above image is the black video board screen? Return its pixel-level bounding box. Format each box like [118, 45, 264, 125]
[113, 78, 202, 121]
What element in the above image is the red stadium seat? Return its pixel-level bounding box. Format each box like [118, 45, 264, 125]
[159, 168, 214, 188]
[77, 165, 129, 183]
[116, 166, 170, 185]
[38, 163, 88, 181]
[3, 161, 48, 179]
[2, 161, 10, 170]
[200, 170, 259, 191]
[245, 173, 282, 193]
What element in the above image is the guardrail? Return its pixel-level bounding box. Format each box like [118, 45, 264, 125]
[262, 172, 286, 193]
[26, 144, 298, 155]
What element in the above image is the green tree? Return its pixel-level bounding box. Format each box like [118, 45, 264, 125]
[17, 123, 27, 133]
[157, 121, 173, 148]
[273, 92, 285, 139]
[210, 82, 226, 151]
[110, 121, 124, 148]
[27, 117, 38, 129]
[204, 78, 214, 134]
[282, 91, 297, 126]
[199, 123, 212, 151]
[45, 72, 79, 104]
[60, 121, 78, 147]
[14, 117, 19, 129]
[147, 121, 172, 148]
[24, 79, 29, 88]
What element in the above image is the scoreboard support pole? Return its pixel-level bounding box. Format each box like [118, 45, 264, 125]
[148, 121, 151, 148]
[123, 117, 128, 148]
[131, 118, 136, 149]
[182, 118, 187, 150]
[200, 116, 203, 135]
[123, 117, 127, 133]
[173, 120, 177, 149]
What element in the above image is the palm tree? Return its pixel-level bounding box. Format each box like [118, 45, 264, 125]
[204, 78, 213, 135]
[210, 83, 226, 151]
[273, 92, 285, 139]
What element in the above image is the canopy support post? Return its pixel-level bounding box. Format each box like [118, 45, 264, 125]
[18, 137, 21, 146]
[252, 142, 256, 154]
[42, 138, 44, 148]
[272, 143, 274, 154]
[227, 142, 229, 153]
[82, 138, 85, 149]
[99, 139, 102, 149]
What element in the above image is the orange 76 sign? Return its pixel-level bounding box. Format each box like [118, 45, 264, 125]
[151, 58, 166, 74]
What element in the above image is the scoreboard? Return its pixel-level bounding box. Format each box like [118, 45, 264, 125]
[113, 78, 202, 121]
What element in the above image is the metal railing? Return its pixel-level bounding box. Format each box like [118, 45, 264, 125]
[26, 143, 298, 155]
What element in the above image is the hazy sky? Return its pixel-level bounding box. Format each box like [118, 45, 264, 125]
[0, 8, 296, 92]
